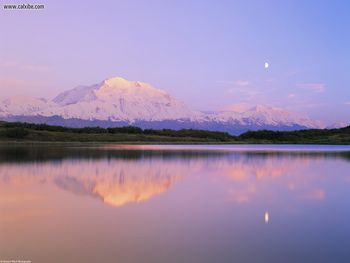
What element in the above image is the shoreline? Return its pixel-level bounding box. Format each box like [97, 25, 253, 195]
[0, 140, 349, 146]
[1, 121, 349, 145]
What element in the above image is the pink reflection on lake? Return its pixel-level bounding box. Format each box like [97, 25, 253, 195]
[0, 145, 349, 263]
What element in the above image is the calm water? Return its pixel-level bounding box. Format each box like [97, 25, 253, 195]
[0, 144, 350, 263]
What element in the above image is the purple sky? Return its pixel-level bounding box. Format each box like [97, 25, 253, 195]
[1, 0, 349, 125]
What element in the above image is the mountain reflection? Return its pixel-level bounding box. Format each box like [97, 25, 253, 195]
[54, 161, 183, 207]
[0, 159, 185, 207]
[0, 145, 349, 207]
[221, 156, 311, 203]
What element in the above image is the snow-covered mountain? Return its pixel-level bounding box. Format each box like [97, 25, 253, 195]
[208, 105, 323, 128]
[0, 96, 52, 116]
[0, 77, 324, 134]
[43, 77, 197, 121]
[326, 121, 349, 129]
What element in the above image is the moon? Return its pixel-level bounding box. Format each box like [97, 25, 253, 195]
[264, 62, 269, 69]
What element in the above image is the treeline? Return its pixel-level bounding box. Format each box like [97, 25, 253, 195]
[239, 126, 350, 143]
[0, 121, 235, 141]
[1, 121, 349, 143]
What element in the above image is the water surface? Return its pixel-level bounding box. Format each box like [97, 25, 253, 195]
[0, 144, 349, 263]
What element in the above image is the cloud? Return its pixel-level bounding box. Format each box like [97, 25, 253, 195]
[0, 77, 52, 100]
[286, 70, 300, 77]
[221, 103, 251, 112]
[217, 80, 251, 86]
[297, 83, 326, 93]
[298, 103, 327, 109]
[226, 87, 259, 97]
[217, 80, 251, 87]
[234, 80, 251, 86]
[0, 60, 50, 73]
[344, 101, 350, 105]
[288, 93, 296, 99]
[218, 80, 256, 96]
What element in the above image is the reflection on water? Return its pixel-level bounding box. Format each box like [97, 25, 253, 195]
[0, 144, 349, 263]
[264, 211, 270, 224]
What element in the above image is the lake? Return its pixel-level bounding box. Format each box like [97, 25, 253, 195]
[0, 144, 349, 263]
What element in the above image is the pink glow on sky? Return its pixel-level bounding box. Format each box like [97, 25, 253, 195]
[0, 0, 349, 124]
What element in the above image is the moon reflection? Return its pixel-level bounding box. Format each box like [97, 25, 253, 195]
[264, 211, 270, 223]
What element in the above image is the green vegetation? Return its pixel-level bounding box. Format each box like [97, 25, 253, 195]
[0, 121, 349, 144]
[3, 127, 29, 139]
[239, 127, 350, 144]
[0, 121, 235, 143]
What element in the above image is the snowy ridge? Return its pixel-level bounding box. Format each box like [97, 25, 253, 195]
[208, 105, 323, 128]
[41, 77, 197, 122]
[0, 76, 324, 133]
[0, 96, 52, 116]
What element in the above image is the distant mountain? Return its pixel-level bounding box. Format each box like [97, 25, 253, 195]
[326, 121, 349, 129]
[0, 77, 324, 135]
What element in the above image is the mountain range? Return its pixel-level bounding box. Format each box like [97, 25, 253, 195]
[0, 77, 326, 135]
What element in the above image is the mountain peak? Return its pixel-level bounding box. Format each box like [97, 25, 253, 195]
[103, 77, 132, 87]
[0, 77, 324, 133]
[103, 77, 147, 90]
[40, 76, 195, 122]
